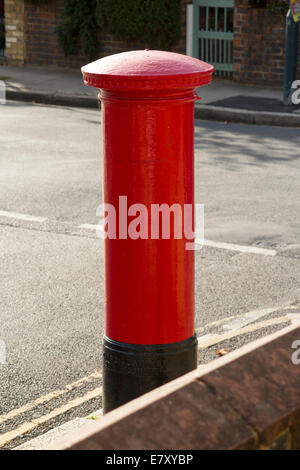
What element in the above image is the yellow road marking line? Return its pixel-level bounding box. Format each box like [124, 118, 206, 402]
[288, 313, 300, 323]
[1, 308, 298, 446]
[0, 387, 102, 447]
[197, 315, 291, 349]
[0, 370, 101, 425]
[284, 305, 300, 310]
[195, 315, 237, 334]
[195, 305, 284, 334]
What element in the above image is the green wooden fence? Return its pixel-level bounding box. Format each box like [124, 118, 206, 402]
[192, 0, 234, 76]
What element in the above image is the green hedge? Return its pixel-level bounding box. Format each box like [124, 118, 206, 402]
[96, 0, 182, 50]
[55, 0, 182, 58]
[249, 0, 288, 9]
[56, 0, 99, 58]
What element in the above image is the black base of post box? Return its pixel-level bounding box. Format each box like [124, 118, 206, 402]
[102, 335, 198, 413]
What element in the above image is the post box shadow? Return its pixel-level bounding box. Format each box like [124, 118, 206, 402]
[194, 120, 300, 170]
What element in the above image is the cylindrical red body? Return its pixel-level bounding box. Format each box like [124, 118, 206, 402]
[82, 50, 213, 411]
[82, 51, 213, 347]
[101, 88, 195, 344]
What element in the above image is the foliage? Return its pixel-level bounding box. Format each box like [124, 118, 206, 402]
[249, 0, 267, 6]
[56, 0, 99, 59]
[36, 0, 183, 57]
[96, 0, 182, 50]
[249, 0, 288, 9]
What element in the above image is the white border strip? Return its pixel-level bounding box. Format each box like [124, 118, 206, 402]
[0, 210, 47, 223]
[78, 226, 277, 257]
[198, 238, 277, 256]
[79, 224, 100, 230]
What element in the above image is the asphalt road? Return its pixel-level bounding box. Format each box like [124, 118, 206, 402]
[0, 101, 299, 448]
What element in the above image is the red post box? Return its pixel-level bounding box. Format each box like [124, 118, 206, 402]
[82, 50, 213, 413]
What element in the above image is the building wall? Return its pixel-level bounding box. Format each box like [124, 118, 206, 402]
[4, 0, 300, 88]
[24, 0, 87, 68]
[21, 0, 190, 69]
[4, 0, 25, 64]
[233, 0, 300, 86]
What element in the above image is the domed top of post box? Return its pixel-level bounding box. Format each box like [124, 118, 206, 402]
[81, 50, 214, 92]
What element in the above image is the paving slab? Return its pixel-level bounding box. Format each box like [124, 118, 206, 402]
[1, 65, 299, 125]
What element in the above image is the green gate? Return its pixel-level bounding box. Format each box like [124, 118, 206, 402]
[192, 0, 234, 77]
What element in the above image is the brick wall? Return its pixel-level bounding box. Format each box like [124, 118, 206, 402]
[234, 0, 300, 86]
[97, 0, 192, 59]
[24, 0, 87, 68]
[4, 0, 25, 64]
[22, 0, 191, 69]
[5, 0, 300, 88]
[50, 326, 300, 450]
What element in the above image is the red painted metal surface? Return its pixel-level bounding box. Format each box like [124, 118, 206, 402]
[82, 50, 213, 345]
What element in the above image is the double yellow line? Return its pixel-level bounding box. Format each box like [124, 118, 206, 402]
[0, 370, 102, 447]
[1, 308, 298, 448]
[197, 315, 293, 349]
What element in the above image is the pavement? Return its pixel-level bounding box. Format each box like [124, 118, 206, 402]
[15, 409, 103, 450]
[0, 101, 299, 449]
[1, 64, 300, 126]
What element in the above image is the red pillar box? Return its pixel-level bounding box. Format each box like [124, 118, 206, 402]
[82, 50, 213, 413]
